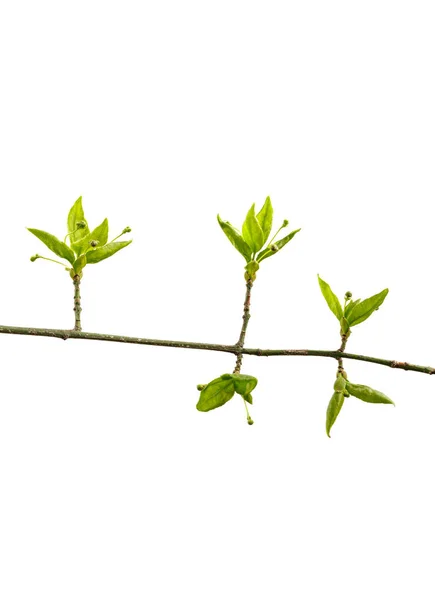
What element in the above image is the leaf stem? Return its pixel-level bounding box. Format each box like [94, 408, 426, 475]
[233, 278, 254, 373]
[0, 325, 434, 375]
[73, 275, 82, 331]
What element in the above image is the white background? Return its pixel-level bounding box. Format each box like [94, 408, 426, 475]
[1, 1, 435, 598]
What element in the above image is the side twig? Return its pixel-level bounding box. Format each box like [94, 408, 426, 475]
[72, 275, 82, 331]
[233, 279, 253, 374]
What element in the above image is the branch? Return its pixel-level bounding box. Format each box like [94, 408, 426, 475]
[1, 324, 434, 375]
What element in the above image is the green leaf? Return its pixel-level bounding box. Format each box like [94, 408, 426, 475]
[73, 254, 87, 274]
[86, 241, 132, 264]
[27, 228, 75, 266]
[256, 228, 301, 262]
[346, 382, 395, 405]
[72, 218, 109, 256]
[326, 391, 345, 437]
[196, 376, 236, 412]
[256, 196, 273, 243]
[346, 289, 389, 327]
[317, 275, 343, 321]
[344, 299, 361, 319]
[242, 204, 264, 253]
[243, 393, 253, 405]
[217, 215, 252, 261]
[231, 374, 258, 396]
[67, 197, 89, 244]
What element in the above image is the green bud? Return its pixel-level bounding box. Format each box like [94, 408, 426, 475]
[123, 226, 132, 234]
[282, 219, 289, 227]
[345, 291, 352, 299]
[197, 384, 205, 391]
[247, 417, 254, 425]
[270, 244, 279, 252]
[76, 221, 86, 229]
[90, 240, 99, 248]
[30, 254, 39, 262]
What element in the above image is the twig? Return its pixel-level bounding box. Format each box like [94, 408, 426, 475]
[72, 275, 82, 331]
[1, 324, 434, 375]
[233, 279, 253, 373]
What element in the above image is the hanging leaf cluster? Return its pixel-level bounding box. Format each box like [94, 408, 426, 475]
[28, 197, 132, 278]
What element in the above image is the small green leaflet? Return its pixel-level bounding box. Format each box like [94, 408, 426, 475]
[242, 204, 264, 253]
[231, 373, 258, 396]
[344, 298, 361, 319]
[217, 215, 252, 261]
[196, 376, 236, 411]
[72, 218, 109, 256]
[67, 197, 89, 244]
[256, 196, 273, 244]
[317, 275, 343, 321]
[326, 391, 345, 437]
[346, 289, 389, 327]
[86, 241, 132, 264]
[73, 254, 87, 274]
[256, 229, 301, 262]
[27, 228, 75, 266]
[346, 382, 395, 405]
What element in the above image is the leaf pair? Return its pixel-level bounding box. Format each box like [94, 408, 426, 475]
[318, 275, 388, 331]
[326, 374, 394, 437]
[28, 197, 132, 276]
[196, 373, 258, 412]
[217, 197, 300, 268]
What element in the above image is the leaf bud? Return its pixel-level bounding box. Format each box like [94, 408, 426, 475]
[76, 221, 86, 229]
[282, 219, 289, 227]
[247, 417, 254, 425]
[30, 254, 40, 262]
[345, 291, 352, 299]
[90, 240, 99, 248]
[123, 226, 132, 234]
[197, 384, 205, 391]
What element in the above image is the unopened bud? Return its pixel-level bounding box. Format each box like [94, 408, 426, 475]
[123, 226, 132, 234]
[76, 221, 86, 229]
[282, 219, 289, 227]
[30, 254, 39, 262]
[247, 417, 254, 425]
[345, 291, 352, 299]
[197, 384, 205, 391]
[270, 244, 279, 252]
[90, 240, 99, 248]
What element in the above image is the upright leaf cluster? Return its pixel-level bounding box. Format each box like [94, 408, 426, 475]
[28, 197, 132, 278]
[217, 197, 300, 281]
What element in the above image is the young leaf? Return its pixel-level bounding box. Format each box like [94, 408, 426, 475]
[243, 393, 253, 405]
[73, 218, 109, 256]
[73, 254, 87, 275]
[256, 228, 301, 262]
[326, 391, 345, 437]
[196, 376, 236, 412]
[242, 204, 264, 253]
[86, 241, 132, 264]
[67, 197, 89, 244]
[256, 196, 273, 243]
[217, 215, 252, 261]
[27, 228, 75, 266]
[344, 298, 361, 319]
[346, 382, 395, 405]
[231, 374, 258, 396]
[346, 289, 389, 327]
[317, 275, 343, 321]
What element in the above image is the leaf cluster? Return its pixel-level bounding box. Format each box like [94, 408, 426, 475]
[196, 373, 258, 412]
[28, 197, 132, 278]
[326, 373, 394, 437]
[217, 197, 300, 280]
